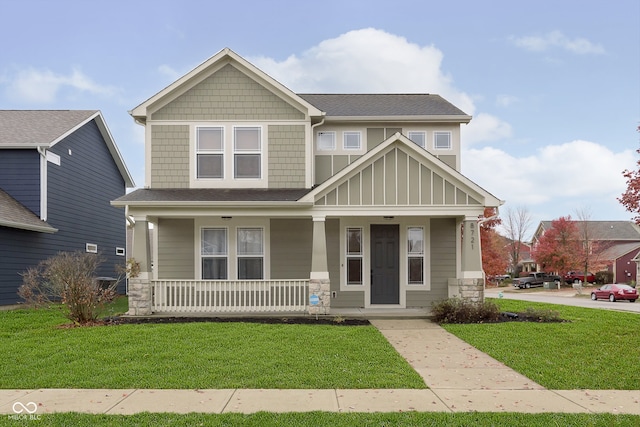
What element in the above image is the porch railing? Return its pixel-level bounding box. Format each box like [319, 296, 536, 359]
[151, 280, 309, 313]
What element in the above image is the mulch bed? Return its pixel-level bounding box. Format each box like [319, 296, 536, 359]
[97, 316, 371, 326]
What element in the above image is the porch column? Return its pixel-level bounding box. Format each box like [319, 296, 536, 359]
[449, 217, 484, 301]
[128, 217, 152, 315]
[309, 216, 330, 315]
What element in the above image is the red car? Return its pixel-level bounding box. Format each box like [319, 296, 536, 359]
[590, 284, 637, 302]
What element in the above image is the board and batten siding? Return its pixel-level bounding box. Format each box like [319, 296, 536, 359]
[0, 149, 41, 216]
[150, 64, 305, 121]
[157, 218, 195, 280]
[268, 125, 306, 188]
[270, 219, 311, 279]
[0, 120, 128, 304]
[150, 125, 190, 188]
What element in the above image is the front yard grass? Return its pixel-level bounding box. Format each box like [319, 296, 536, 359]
[0, 304, 425, 390]
[442, 299, 640, 390]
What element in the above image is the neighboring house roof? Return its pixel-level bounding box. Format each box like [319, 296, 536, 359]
[600, 242, 640, 261]
[130, 47, 324, 123]
[298, 94, 471, 121]
[113, 188, 311, 206]
[537, 220, 640, 241]
[0, 110, 135, 188]
[0, 189, 57, 233]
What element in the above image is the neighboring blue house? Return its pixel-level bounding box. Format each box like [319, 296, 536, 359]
[0, 110, 134, 305]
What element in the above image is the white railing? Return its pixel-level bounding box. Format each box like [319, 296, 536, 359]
[151, 280, 309, 313]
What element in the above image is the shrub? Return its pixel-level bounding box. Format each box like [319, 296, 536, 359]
[18, 251, 119, 324]
[522, 307, 562, 322]
[431, 298, 501, 324]
[595, 270, 613, 285]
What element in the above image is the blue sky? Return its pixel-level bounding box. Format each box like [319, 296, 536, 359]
[1, 0, 638, 238]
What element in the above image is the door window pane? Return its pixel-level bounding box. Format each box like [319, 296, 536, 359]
[408, 258, 423, 284]
[347, 258, 362, 284]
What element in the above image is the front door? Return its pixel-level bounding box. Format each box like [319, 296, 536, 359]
[370, 224, 400, 304]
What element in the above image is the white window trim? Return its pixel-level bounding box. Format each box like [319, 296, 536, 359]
[317, 131, 336, 151]
[201, 227, 229, 280]
[196, 218, 270, 280]
[233, 126, 262, 180]
[196, 126, 224, 180]
[433, 131, 452, 150]
[191, 124, 267, 188]
[343, 131, 361, 150]
[116, 247, 126, 256]
[345, 227, 364, 285]
[407, 131, 426, 149]
[86, 243, 98, 253]
[407, 226, 425, 285]
[236, 227, 265, 280]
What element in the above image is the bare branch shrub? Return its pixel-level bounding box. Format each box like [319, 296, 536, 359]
[18, 251, 118, 324]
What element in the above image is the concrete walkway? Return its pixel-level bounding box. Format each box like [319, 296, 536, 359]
[1, 319, 638, 416]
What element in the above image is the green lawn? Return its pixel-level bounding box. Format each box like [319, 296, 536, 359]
[442, 299, 640, 390]
[0, 303, 425, 390]
[0, 411, 637, 427]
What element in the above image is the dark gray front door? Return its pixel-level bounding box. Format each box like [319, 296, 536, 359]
[370, 224, 400, 304]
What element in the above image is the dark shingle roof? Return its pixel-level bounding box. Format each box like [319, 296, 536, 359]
[0, 110, 98, 147]
[114, 188, 311, 204]
[297, 94, 468, 117]
[539, 220, 640, 241]
[0, 189, 57, 233]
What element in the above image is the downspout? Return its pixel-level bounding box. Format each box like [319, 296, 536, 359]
[310, 116, 325, 187]
[36, 147, 48, 221]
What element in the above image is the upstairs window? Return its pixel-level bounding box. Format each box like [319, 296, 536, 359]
[234, 127, 261, 179]
[408, 131, 426, 148]
[197, 127, 224, 178]
[317, 131, 335, 151]
[343, 131, 361, 150]
[434, 131, 451, 150]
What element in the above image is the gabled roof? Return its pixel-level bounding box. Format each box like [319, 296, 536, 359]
[0, 110, 134, 188]
[298, 94, 471, 122]
[300, 132, 502, 208]
[0, 189, 57, 233]
[600, 242, 640, 261]
[537, 220, 640, 241]
[130, 48, 323, 123]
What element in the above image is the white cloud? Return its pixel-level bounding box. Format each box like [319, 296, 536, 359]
[496, 94, 518, 107]
[158, 64, 182, 80]
[509, 31, 605, 55]
[6, 67, 118, 104]
[462, 113, 512, 146]
[463, 141, 635, 222]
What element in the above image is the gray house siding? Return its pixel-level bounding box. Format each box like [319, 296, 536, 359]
[150, 125, 190, 189]
[0, 119, 128, 305]
[157, 218, 195, 280]
[268, 125, 306, 188]
[270, 219, 311, 279]
[0, 149, 41, 216]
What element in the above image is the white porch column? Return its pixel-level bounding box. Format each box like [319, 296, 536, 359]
[128, 217, 152, 315]
[449, 217, 484, 301]
[309, 216, 330, 315]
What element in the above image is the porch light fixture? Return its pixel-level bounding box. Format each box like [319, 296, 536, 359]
[222, 216, 232, 220]
[383, 216, 394, 220]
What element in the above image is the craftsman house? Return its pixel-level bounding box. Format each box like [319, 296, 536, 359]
[0, 110, 134, 305]
[112, 48, 502, 315]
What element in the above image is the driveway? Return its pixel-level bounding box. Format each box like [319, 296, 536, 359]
[485, 286, 640, 314]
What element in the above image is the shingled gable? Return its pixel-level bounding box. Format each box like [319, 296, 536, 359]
[0, 110, 134, 188]
[299, 132, 502, 208]
[129, 47, 323, 123]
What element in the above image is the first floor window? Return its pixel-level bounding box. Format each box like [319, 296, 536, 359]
[346, 227, 363, 285]
[237, 228, 263, 279]
[202, 228, 227, 279]
[408, 131, 426, 148]
[408, 227, 424, 284]
[434, 131, 451, 150]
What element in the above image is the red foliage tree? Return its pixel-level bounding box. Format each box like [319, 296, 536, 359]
[480, 207, 508, 281]
[532, 216, 581, 276]
[618, 126, 640, 224]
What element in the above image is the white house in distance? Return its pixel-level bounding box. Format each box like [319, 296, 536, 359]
[112, 48, 502, 316]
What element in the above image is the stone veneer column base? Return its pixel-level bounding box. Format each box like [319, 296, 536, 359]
[447, 278, 485, 302]
[127, 277, 152, 316]
[308, 278, 331, 315]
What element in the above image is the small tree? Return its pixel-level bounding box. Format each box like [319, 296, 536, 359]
[532, 216, 581, 280]
[480, 207, 508, 282]
[18, 251, 118, 324]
